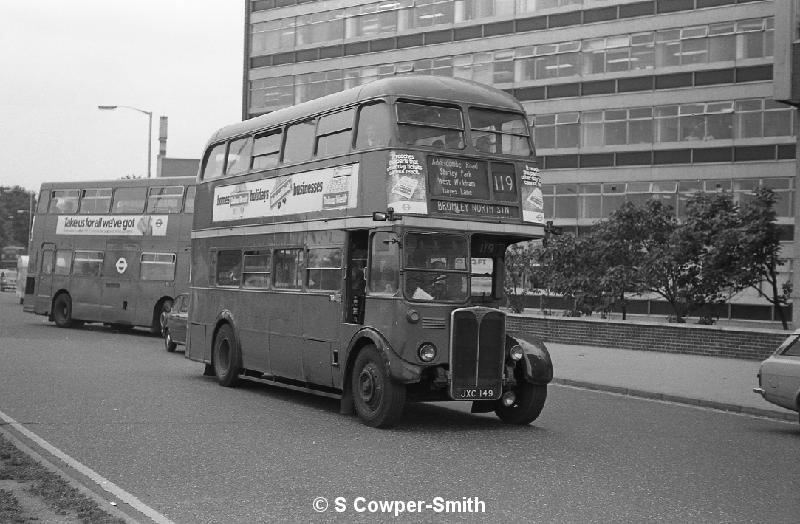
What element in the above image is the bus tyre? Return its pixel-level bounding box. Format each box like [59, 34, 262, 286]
[494, 384, 547, 425]
[52, 294, 74, 328]
[154, 299, 173, 335]
[351, 345, 406, 428]
[213, 324, 241, 387]
[164, 328, 177, 352]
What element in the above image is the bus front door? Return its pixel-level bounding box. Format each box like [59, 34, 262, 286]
[101, 249, 138, 325]
[35, 245, 55, 314]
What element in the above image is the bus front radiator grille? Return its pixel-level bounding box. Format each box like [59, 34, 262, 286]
[449, 307, 505, 400]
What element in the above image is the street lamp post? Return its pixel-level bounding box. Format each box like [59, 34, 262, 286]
[98, 105, 153, 178]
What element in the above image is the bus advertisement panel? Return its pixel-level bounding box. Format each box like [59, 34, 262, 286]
[188, 76, 552, 428]
[24, 177, 195, 333]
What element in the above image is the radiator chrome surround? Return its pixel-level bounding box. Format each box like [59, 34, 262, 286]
[448, 307, 506, 401]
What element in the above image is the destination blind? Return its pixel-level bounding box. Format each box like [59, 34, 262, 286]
[428, 156, 520, 219]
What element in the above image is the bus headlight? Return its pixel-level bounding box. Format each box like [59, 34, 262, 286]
[509, 344, 524, 361]
[418, 343, 437, 362]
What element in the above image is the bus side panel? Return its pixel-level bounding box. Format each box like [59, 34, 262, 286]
[187, 288, 211, 364]
[237, 291, 270, 373]
[267, 293, 304, 381]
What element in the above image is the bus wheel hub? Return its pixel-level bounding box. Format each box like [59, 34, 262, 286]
[358, 369, 377, 402]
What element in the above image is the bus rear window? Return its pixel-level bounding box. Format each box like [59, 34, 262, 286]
[112, 187, 146, 213]
[468, 108, 531, 156]
[79, 188, 112, 214]
[147, 186, 184, 213]
[396, 102, 464, 149]
[141, 252, 176, 281]
[49, 190, 80, 214]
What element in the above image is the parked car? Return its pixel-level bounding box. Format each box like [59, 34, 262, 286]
[0, 270, 16, 292]
[162, 293, 189, 352]
[754, 329, 800, 424]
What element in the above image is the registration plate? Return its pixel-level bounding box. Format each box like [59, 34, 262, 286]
[454, 387, 500, 400]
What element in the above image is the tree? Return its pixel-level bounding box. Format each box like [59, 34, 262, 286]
[675, 191, 749, 322]
[591, 202, 665, 319]
[504, 241, 537, 313]
[0, 186, 34, 249]
[738, 188, 792, 329]
[536, 232, 606, 316]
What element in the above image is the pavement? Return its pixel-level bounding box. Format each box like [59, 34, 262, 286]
[546, 342, 798, 423]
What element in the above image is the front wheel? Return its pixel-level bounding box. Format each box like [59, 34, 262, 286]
[351, 345, 406, 428]
[164, 328, 177, 352]
[52, 294, 75, 328]
[495, 384, 547, 425]
[213, 324, 241, 387]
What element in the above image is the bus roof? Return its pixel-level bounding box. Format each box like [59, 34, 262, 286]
[206, 76, 526, 146]
[37, 177, 196, 191]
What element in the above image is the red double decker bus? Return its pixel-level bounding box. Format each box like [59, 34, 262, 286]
[188, 76, 552, 427]
[24, 177, 195, 333]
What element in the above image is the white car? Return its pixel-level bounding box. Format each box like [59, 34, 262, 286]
[754, 330, 800, 424]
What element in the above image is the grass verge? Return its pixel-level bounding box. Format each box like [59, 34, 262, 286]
[0, 432, 127, 523]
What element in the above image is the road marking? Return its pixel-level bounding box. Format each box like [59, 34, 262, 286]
[0, 408, 175, 524]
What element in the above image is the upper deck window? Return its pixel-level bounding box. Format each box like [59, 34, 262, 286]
[283, 119, 316, 164]
[49, 190, 80, 214]
[202, 143, 227, 180]
[469, 108, 532, 156]
[79, 188, 112, 214]
[355, 102, 391, 149]
[252, 129, 282, 171]
[226, 136, 253, 176]
[396, 102, 464, 150]
[316, 109, 354, 158]
[146, 186, 184, 214]
[112, 187, 146, 214]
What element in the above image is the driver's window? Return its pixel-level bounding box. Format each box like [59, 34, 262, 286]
[368, 232, 399, 295]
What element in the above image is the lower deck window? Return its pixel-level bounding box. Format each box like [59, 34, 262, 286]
[141, 252, 176, 281]
[307, 248, 342, 291]
[243, 251, 271, 288]
[216, 250, 242, 287]
[273, 249, 303, 289]
[73, 251, 104, 277]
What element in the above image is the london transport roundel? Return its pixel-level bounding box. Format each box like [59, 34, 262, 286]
[115, 257, 128, 274]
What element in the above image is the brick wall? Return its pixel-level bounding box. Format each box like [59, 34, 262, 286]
[506, 315, 788, 361]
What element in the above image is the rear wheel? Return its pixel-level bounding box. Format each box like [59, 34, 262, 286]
[494, 384, 547, 425]
[213, 324, 241, 387]
[52, 294, 74, 328]
[154, 299, 173, 335]
[351, 345, 405, 428]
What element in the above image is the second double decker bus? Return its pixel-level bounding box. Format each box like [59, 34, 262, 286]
[188, 76, 553, 427]
[24, 177, 195, 333]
